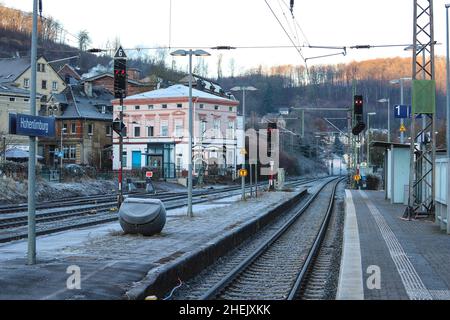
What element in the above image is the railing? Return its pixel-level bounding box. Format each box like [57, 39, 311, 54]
[435, 159, 449, 234]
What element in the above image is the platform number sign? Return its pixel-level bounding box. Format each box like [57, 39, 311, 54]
[114, 46, 127, 99]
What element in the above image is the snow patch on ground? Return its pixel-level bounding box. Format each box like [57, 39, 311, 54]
[0, 177, 116, 205]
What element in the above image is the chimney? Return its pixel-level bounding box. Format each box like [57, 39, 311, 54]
[84, 81, 93, 97]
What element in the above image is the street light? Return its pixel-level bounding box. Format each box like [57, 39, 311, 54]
[367, 112, 376, 167]
[377, 98, 391, 143]
[390, 78, 412, 144]
[170, 49, 210, 218]
[60, 127, 67, 182]
[230, 86, 258, 200]
[446, 3, 450, 158]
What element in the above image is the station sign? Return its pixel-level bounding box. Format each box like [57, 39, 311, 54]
[9, 113, 56, 138]
[394, 105, 422, 119]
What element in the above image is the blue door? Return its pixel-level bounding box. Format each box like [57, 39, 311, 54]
[132, 151, 142, 169]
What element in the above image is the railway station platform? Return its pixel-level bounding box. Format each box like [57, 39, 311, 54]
[0, 185, 310, 300]
[338, 190, 450, 300]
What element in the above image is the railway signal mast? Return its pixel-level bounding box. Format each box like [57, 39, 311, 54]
[114, 46, 127, 207]
[405, 0, 436, 219]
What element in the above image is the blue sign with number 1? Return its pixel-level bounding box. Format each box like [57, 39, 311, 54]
[394, 105, 411, 119]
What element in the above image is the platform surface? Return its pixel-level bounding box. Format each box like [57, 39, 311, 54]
[338, 190, 450, 300]
[0, 189, 303, 300]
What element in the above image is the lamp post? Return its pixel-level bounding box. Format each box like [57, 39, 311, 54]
[171, 49, 210, 218]
[60, 127, 66, 182]
[230, 86, 258, 200]
[390, 78, 412, 144]
[367, 112, 376, 167]
[446, 4, 450, 158]
[377, 98, 391, 143]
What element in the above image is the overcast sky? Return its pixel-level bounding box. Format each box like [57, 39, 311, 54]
[3, 0, 450, 76]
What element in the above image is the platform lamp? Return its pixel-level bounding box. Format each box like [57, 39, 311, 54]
[170, 49, 210, 218]
[367, 112, 377, 167]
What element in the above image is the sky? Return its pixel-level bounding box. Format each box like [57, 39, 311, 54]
[2, 0, 450, 77]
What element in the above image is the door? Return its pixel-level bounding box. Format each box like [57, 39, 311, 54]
[132, 151, 142, 169]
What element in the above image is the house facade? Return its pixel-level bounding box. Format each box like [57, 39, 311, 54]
[112, 84, 240, 179]
[39, 83, 114, 170]
[0, 56, 66, 111]
[0, 84, 35, 149]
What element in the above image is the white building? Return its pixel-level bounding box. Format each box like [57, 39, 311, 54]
[112, 84, 240, 179]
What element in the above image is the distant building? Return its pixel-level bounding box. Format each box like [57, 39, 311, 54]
[81, 71, 159, 97]
[112, 84, 240, 179]
[0, 56, 67, 111]
[56, 63, 82, 84]
[39, 83, 114, 169]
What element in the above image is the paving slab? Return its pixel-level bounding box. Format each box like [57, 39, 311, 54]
[338, 190, 450, 300]
[0, 188, 304, 300]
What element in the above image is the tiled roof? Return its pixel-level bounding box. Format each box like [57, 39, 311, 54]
[0, 57, 30, 84]
[54, 85, 113, 121]
[124, 84, 237, 103]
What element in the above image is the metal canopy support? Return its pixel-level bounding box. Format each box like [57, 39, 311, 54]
[406, 0, 436, 218]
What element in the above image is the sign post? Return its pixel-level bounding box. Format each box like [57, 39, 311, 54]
[8, 113, 56, 266]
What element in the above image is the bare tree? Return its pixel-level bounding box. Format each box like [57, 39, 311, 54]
[77, 30, 91, 52]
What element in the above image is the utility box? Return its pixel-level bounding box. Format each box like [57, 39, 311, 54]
[119, 198, 166, 236]
[276, 168, 285, 191]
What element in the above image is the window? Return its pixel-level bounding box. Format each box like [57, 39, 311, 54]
[175, 120, 183, 137]
[134, 126, 141, 137]
[214, 105, 219, 111]
[88, 124, 94, 135]
[71, 123, 76, 134]
[162, 104, 168, 109]
[101, 106, 106, 114]
[135, 105, 140, 110]
[23, 78, 30, 88]
[122, 151, 127, 166]
[160, 120, 169, 136]
[24, 98, 29, 102]
[200, 120, 207, 138]
[177, 104, 182, 109]
[52, 81, 58, 91]
[229, 107, 233, 112]
[63, 145, 76, 159]
[213, 119, 221, 137]
[106, 125, 112, 136]
[63, 123, 68, 134]
[148, 126, 154, 137]
[148, 105, 154, 110]
[227, 121, 235, 139]
[199, 104, 204, 109]
[9, 97, 16, 102]
[37, 63, 46, 72]
[41, 80, 47, 90]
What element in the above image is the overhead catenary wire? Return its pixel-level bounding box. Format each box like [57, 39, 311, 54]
[263, 0, 307, 66]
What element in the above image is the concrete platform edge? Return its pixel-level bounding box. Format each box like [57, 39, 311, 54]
[124, 189, 308, 300]
[336, 189, 364, 300]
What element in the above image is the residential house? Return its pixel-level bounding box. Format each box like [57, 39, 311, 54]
[39, 83, 114, 169]
[112, 84, 240, 179]
[0, 56, 67, 112]
[56, 63, 82, 84]
[0, 83, 37, 149]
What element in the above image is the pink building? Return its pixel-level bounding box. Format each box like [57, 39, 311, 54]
[112, 84, 240, 179]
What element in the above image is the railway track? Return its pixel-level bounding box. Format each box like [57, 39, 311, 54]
[169, 177, 343, 300]
[0, 177, 320, 244]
